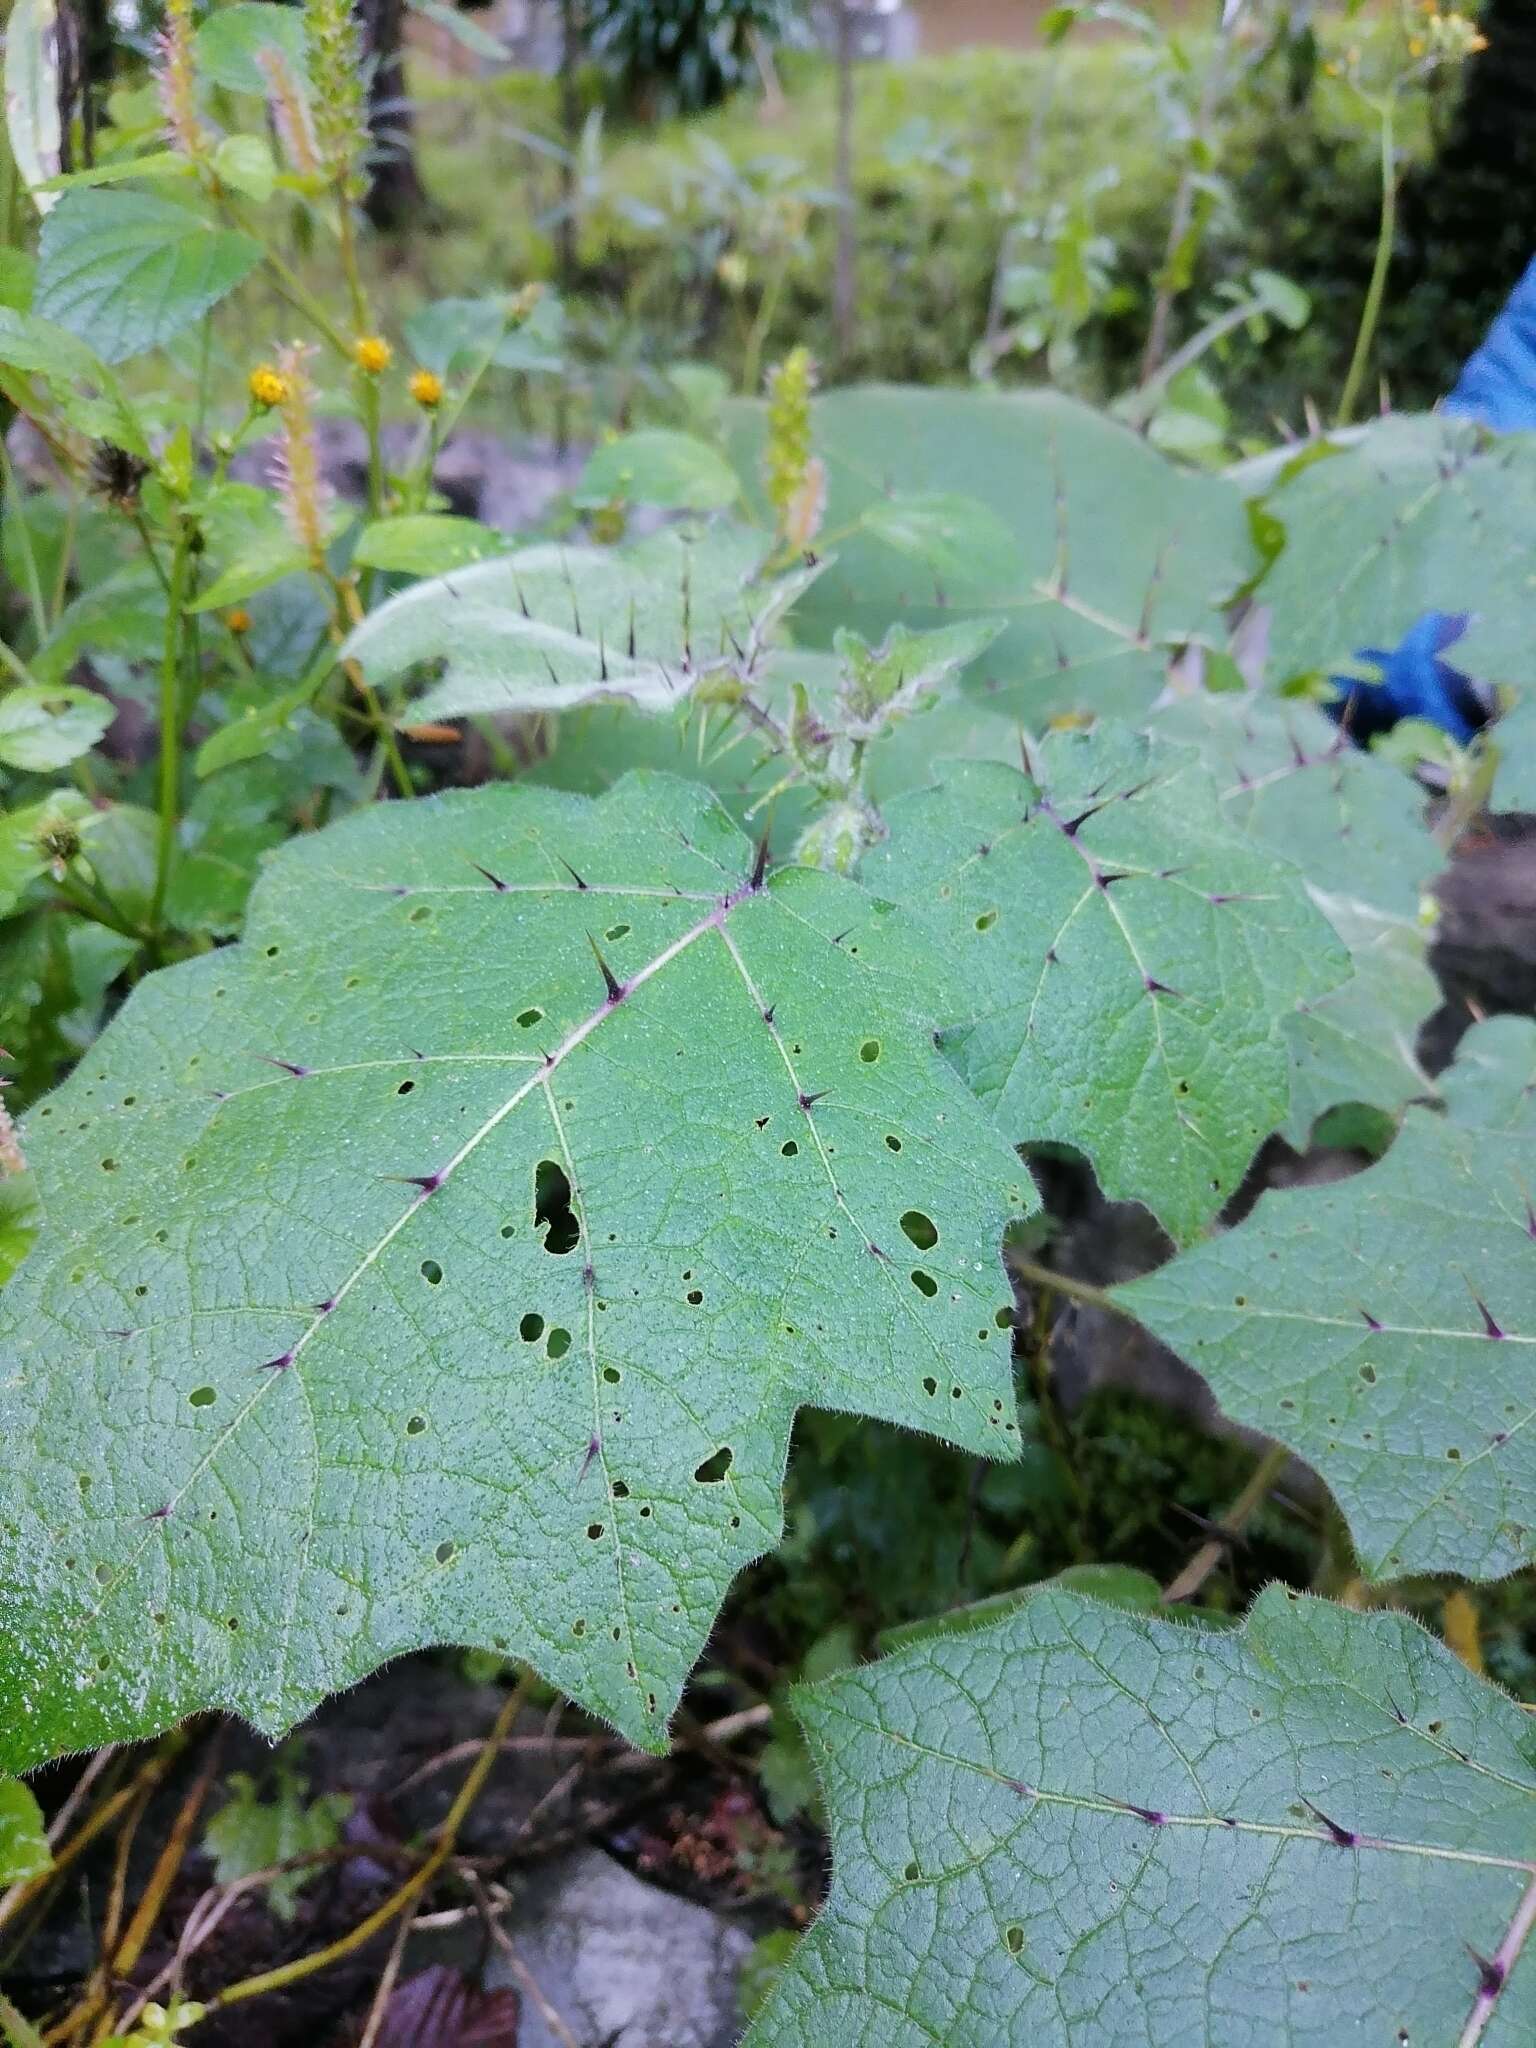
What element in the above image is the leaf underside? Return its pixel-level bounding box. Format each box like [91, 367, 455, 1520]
[0, 773, 1036, 1769]
[722, 386, 1253, 725]
[344, 526, 809, 725]
[867, 725, 1347, 1244]
[1120, 1017, 1536, 1582]
[748, 1586, 1536, 2047]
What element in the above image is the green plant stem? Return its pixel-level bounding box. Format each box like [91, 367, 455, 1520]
[212, 1676, 530, 2012]
[327, 572, 414, 798]
[1337, 92, 1397, 427]
[53, 872, 146, 946]
[1161, 1440, 1290, 1604]
[1008, 1253, 1122, 1316]
[149, 520, 193, 936]
[335, 190, 386, 521]
[0, 1990, 44, 2048]
[740, 244, 791, 398]
[0, 444, 49, 645]
[0, 634, 38, 689]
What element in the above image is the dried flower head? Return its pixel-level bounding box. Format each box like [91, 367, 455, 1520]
[269, 343, 333, 565]
[153, 0, 209, 160]
[353, 334, 393, 375]
[408, 368, 444, 410]
[257, 44, 321, 178]
[87, 442, 151, 512]
[249, 364, 290, 410]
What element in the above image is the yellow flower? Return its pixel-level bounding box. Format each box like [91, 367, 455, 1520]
[249, 364, 290, 409]
[225, 607, 252, 634]
[408, 367, 444, 410]
[353, 334, 393, 374]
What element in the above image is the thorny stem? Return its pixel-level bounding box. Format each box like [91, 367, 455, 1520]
[149, 518, 193, 937]
[211, 1676, 531, 2011]
[1337, 92, 1397, 427]
[1161, 1439, 1290, 1604]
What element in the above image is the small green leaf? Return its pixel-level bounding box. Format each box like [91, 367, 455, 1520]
[580, 430, 740, 512]
[1119, 1017, 1536, 1582]
[403, 295, 508, 377]
[211, 134, 277, 206]
[748, 1586, 1536, 2046]
[193, 2, 309, 95]
[194, 670, 328, 780]
[868, 727, 1348, 1243]
[35, 151, 189, 192]
[203, 1766, 349, 1921]
[35, 191, 262, 365]
[0, 1774, 50, 1883]
[352, 514, 506, 577]
[0, 685, 113, 772]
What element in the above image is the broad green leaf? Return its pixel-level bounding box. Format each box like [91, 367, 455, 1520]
[748, 1585, 1536, 2047]
[403, 295, 509, 377]
[192, 2, 309, 95]
[866, 727, 1348, 1243]
[203, 1766, 348, 1920]
[1154, 693, 1443, 1137]
[1280, 893, 1436, 1146]
[0, 1774, 50, 1884]
[35, 152, 189, 192]
[0, 773, 1036, 1768]
[857, 491, 1024, 592]
[722, 387, 1253, 724]
[344, 526, 816, 724]
[1489, 691, 1536, 815]
[0, 307, 148, 457]
[580, 430, 741, 512]
[1155, 691, 1440, 919]
[352, 514, 506, 578]
[0, 685, 113, 772]
[32, 567, 165, 685]
[1119, 1018, 1536, 1581]
[194, 671, 328, 780]
[3, 0, 62, 214]
[35, 191, 262, 366]
[190, 535, 311, 614]
[1257, 415, 1536, 692]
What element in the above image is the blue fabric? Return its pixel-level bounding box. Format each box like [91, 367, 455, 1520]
[1445, 256, 1536, 431]
[1325, 610, 1488, 746]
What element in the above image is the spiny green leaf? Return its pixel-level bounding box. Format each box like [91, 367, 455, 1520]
[748, 1585, 1536, 2047]
[0, 773, 1035, 1769]
[1156, 692, 1443, 1139]
[579, 429, 741, 512]
[722, 387, 1252, 724]
[866, 726, 1347, 1243]
[1119, 1018, 1536, 1582]
[1280, 893, 1436, 1146]
[1257, 415, 1536, 693]
[345, 526, 815, 725]
[35, 191, 261, 365]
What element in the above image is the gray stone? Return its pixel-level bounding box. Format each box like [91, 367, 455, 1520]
[486, 1847, 751, 2048]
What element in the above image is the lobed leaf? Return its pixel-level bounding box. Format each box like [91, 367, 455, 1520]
[748, 1585, 1536, 2046]
[1119, 1018, 1536, 1582]
[0, 773, 1035, 1769]
[866, 725, 1347, 1243]
[722, 386, 1253, 724]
